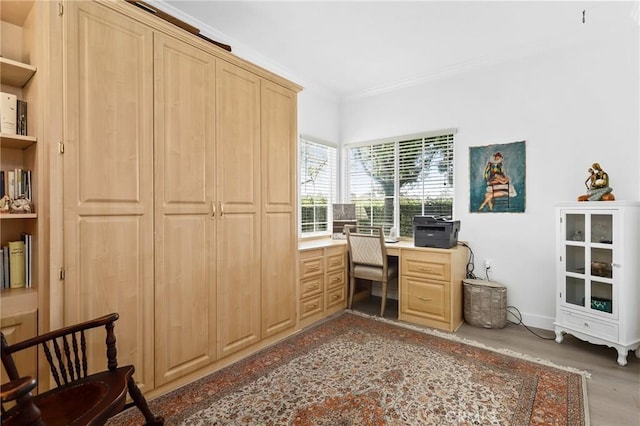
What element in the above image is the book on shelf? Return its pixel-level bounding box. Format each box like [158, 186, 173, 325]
[16, 168, 23, 197]
[21, 233, 31, 288]
[2, 246, 8, 287]
[0, 92, 17, 134]
[26, 170, 31, 200]
[0, 247, 4, 288]
[7, 170, 15, 200]
[0, 170, 4, 198]
[17, 99, 27, 136]
[8, 240, 25, 288]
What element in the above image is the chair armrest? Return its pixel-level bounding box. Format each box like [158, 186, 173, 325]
[3, 313, 119, 355]
[1, 376, 37, 403]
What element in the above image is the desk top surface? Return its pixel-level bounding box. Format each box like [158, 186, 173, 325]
[298, 237, 463, 254]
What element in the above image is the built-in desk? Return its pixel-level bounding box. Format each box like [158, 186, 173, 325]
[298, 238, 467, 332]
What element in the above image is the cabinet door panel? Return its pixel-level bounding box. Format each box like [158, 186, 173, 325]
[216, 61, 261, 358]
[63, 1, 154, 391]
[217, 213, 261, 358]
[153, 33, 216, 385]
[216, 61, 260, 212]
[261, 81, 296, 208]
[261, 81, 297, 338]
[156, 216, 214, 383]
[262, 212, 296, 337]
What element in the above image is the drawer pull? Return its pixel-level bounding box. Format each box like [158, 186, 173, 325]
[418, 296, 432, 302]
[308, 303, 318, 308]
[584, 322, 589, 327]
[306, 284, 318, 289]
[331, 294, 340, 300]
[418, 267, 432, 272]
[307, 265, 319, 270]
[331, 259, 341, 266]
[331, 277, 341, 282]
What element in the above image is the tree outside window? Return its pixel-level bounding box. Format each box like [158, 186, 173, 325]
[348, 132, 455, 238]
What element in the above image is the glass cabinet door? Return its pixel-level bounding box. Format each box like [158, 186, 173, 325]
[589, 214, 614, 316]
[561, 210, 615, 317]
[563, 213, 586, 308]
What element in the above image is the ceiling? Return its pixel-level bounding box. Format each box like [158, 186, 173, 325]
[158, 1, 636, 100]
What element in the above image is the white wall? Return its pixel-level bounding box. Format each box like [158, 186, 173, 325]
[340, 26, 639, 329]
[298, 88, 341, 144]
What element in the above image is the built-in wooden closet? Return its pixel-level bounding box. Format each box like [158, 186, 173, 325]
[1, 0, 300, 396]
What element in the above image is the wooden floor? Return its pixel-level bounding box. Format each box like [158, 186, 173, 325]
[351, 297, 640, 426]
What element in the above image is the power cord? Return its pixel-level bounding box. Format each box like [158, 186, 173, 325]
[458, 242, 477, 279]
[457, 242, 555, 341]
[507, 306, 556, 340]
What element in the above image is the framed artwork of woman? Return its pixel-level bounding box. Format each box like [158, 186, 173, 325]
[469, 141, 526, 213]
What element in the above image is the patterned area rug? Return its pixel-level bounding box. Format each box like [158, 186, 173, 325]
[112, 312, 588, 425]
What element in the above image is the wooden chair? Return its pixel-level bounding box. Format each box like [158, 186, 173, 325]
[0, 313, 163, 426]
[346, 225, 398, 317]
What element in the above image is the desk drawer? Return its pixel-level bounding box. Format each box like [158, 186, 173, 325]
[300, 295, 323, 320]
[557, 309, 618, 342]
[326, 248, 346, 272]
[401, 251, 450, 281]
[300, 276, 323, 298]
[300, 257, 324, 280]
[326, 286, 345, 309]
[401, 276, 449, 323]
[326, 269, 345, 290]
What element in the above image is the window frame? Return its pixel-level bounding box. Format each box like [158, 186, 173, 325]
[344, 129, 457, 238]
[298, 135, 338, 238]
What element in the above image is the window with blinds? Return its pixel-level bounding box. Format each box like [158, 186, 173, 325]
[299, 136, 337, 236]
[347, 131, 455, 238]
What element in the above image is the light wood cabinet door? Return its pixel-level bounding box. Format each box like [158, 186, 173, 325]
[1, 311, 37, 390]
[62, 1, 154, 391]
[216, 61, 262, 358]
[153, 34, 217, 385]
[261, 81, 297, 338]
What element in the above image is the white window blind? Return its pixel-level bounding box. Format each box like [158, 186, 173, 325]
[299, 136, 337, 235]
[348, 142, 395, 232]
[347, 131, 455, 238]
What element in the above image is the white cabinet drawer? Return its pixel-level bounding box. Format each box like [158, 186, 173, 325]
[557, 309, 618, 341]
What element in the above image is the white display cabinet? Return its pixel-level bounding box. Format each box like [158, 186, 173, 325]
[554, 201, 640, 365]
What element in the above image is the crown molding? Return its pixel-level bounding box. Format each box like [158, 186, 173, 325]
[148, 0, 339, 102]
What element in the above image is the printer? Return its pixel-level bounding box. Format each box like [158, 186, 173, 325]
[413, 216, 460, 249]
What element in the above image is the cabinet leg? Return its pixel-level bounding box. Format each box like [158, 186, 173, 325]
[616, 348, 628, 366]
[554, 330, 564, 344]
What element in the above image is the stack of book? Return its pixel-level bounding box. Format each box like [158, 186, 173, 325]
[1, 91, 27, 136]
[0, 233, 32, 289]
[0, 169, 32, 202]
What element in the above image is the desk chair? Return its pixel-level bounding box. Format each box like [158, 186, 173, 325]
[345, 226, 398, 317]
[0, 313, 164, 426]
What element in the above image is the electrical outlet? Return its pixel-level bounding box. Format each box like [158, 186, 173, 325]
[485, 259, 493, 269]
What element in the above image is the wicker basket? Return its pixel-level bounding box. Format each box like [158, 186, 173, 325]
[463, 279, 507, 329]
